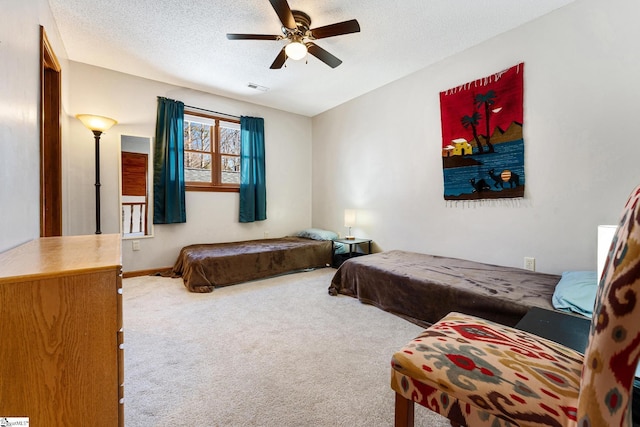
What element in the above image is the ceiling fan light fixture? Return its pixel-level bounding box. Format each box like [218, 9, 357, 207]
[285, 40, 307, 60]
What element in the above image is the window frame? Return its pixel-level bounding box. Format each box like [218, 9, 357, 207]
[183, 110, 241, 193]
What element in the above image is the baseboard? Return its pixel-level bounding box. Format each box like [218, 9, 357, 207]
[123, 267, 172, 278]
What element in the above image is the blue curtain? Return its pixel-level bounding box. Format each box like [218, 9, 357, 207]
[239, 116, 267, 222]
[153, 97, 186, 224]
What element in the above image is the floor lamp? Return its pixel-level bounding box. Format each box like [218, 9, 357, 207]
[76, 114, 118, 234]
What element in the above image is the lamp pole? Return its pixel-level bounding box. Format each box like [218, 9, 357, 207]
[93, 130, 103, 234]
[75, 114, 117, 235]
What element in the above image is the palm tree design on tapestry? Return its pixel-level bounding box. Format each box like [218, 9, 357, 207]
[461, 112, 483, 154]
[474, 90, 497, 153]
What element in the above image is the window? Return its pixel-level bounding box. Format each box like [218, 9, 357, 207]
[184, 111, 241, 192]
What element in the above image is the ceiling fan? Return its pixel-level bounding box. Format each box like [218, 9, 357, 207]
[226, 0, 361, 69]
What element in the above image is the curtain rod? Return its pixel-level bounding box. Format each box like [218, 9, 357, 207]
[157, 96, 241, 119]
[184, 104, 240, 119]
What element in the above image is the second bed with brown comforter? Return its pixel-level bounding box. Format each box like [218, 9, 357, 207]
[173, 236, 332, 293]
[329, 250, 561, 327]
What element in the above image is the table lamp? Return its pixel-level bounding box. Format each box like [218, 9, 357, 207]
[344, 209, 356, 240]
[597, 224, 617, 281]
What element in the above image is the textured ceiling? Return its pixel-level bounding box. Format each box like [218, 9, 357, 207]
[48, 0, 576, 117]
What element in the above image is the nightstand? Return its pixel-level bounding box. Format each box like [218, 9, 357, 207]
[332, 238, 372, 268]
[515, 307, 589, 353]
[516, 307, 640, 424]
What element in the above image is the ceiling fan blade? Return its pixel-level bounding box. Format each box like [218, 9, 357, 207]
[226, 33, 280, 40]
[269, 0, 296, 30]
[306, 42, 342, 68]
[310, 19, 360, 39]
[270, 47, 288, 69]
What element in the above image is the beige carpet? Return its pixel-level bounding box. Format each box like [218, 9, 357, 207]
[123, 268, 451, 426]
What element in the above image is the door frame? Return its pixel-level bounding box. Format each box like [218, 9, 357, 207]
[40, 26, 62, 237]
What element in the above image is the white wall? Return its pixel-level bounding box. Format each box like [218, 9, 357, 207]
[311, 0, 640, 274]
[0, 0, 68, 253]
[65, 62, 313, 272]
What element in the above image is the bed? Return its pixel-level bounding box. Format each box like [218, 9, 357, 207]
[172, 236, 333, 293]
[328, 250, 561, 327]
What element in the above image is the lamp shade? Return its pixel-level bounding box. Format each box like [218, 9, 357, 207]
[285, 41, 307, 60]
[344, 209, 357, 227]
[76, 114, 118, 133]
[597, 225, 617, 281]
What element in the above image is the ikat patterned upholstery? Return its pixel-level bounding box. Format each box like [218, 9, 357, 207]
[391, 184, 640, 427]
[391, 313, 584, 426]
[578, 184, 640, 426]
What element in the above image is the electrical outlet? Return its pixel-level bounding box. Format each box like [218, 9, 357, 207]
[132, 240, 141, 251]
[264, 231, 269, 238]
[524, 257, 535, 271]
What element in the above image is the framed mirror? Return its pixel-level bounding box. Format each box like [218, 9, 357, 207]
[119, 134, 154, 239]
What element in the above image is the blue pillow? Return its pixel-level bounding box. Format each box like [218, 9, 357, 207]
[296, 228, 338, 241]
[552, 271, 598, 318]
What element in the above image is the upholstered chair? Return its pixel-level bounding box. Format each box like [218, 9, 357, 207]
[391, 185, 640, 426]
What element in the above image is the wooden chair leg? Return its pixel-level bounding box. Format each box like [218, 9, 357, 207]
[395, 393, 415, 427]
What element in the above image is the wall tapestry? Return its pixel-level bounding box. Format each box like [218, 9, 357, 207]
[440, 62, 524, 204]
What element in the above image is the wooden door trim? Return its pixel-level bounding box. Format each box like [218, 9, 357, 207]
[40, 26, 63, 237]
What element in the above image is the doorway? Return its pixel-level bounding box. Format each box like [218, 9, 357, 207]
[121, 151, 149, 237]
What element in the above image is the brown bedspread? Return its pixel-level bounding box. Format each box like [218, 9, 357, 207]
[328, 250, 560, 327]
[173, 237, 332, 293]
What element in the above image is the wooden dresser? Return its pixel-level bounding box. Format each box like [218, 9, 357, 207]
[0, 234, 123, 426]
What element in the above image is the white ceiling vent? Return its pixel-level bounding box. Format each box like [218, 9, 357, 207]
[247, 83, 269, 92]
